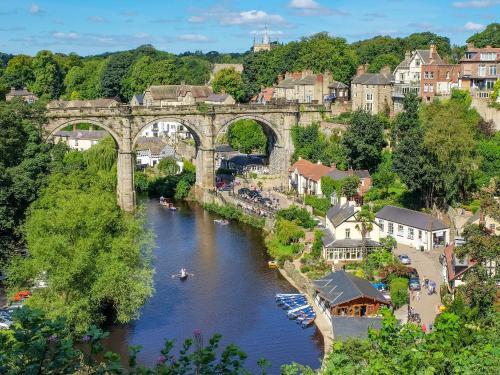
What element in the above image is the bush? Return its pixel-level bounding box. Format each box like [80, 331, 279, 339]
[304, 195, 331, 216]
[202, 203, 264, 229]
[390, 277, 409, 309]
[300, 265, 311, 273]
[276, 206, 316, 229]
[275, 219, 305, 245]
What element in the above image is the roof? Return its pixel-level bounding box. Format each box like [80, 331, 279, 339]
[255, 87, 274, 102]
[7, 87, 36, 97]
[327, 168, 370, 181]
[47, 99, 119, 109]
[296, 75, 317, 85]
[460, 47, 500, 62]
[132, 94, 144, 105]
[331, 316, 383, 341]
[206, 93, 230, 102]
[328, 81, 348, 89]
[314, 271, 389, 307]
[289, 159, 333, 182]
[214, 144, 235, 153]
[326, 204, 356, 227]
[226, 154, 266, 166]
[330, 238, 382, 248]
[415, 49, 444, 65]
[375, 205, 449, 231]
[54, 130, 107, 140]
[465, 211, 481, 225]
[146, 85, 213, 100]
[135, 137, 168, 154]
[276, 77, 296, 89]
[443, 244, 475, 282]
[395, 55, 412, 70]
[351, 73, 392, 85]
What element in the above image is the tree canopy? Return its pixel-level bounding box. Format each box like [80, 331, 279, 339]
[227, 119, 267, 154]
[466, 23, 500, 48]
[211, 67, 246, 102]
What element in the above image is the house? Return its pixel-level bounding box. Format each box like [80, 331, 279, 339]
[205, 93, 236, 105]
[130, 94, 144, 106]
[313, 271, 390, 320]
[251, 87, 275, 104]
[53, 130, 107, 151]
[220, 153, 268, 174]
[5, 87, 38, 103]
[440, 241, 476, 293]
[465, 210, 499, 236]
[351, 65, 393, 115]
[328, 81, 350, 103]
[459, 44, 499, 100]
[135, 137, 182, 169]
[143, 85, 213, 106]
[393, 45, 459, 110]
[214, 144, 239, 169]
[140, 122, 192, 141]
[288, 158, 334, 195]
[273, 70, 335, 104]
[326, 164, 372, 196]
[322, 194, 382, 264]
[375, 206, 449, 251]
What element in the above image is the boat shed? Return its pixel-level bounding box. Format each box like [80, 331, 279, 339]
[313, 271, 390, 319]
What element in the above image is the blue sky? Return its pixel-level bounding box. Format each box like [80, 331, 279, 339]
[1, 0, 498, 56]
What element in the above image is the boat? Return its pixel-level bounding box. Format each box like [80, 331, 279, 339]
[268, 260, 278, 269]
[276, 293, 304, 298]
[179, 268, 188, 281]
[169, 205, 177, 211]
[214, 219, 228, 225]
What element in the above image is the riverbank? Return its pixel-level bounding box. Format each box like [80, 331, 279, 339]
[278, 262, 333, 357]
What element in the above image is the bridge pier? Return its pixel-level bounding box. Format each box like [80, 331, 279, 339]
[117, 151, 136, 212]
[196, 147, 215, 190]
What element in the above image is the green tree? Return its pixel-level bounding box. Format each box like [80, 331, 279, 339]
[367, 53, 401, 73]
[63, 59, 105, 99]
[30, 50, 63, 99]
[476, 132, 500, 187]
[389, 277, 408, 309]
[3, 55, 34, 89]
[342, 110, 386, 172]
[372, 151, 397, 196]
[275, 219, 305, 245]
[100, 52, 135, 100]
[276, 206, 316, 229]
[341, 175, 360, 199]
[466, 23, 500, 48]
[227, 119, 267, 154]
[158, 156, 180, 176]
[211, 67, 246, 102]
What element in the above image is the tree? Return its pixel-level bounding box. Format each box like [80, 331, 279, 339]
[7, 140, 154, 332]
[158, 156, 180, 177]
[476, 132, 500, 188]
[389, 277, 408, 309]
[227, 119, 267, 154]
[211, 67, 246, 102]
[392, 92, 420, 143]
[3, 55, 34, 89]
[367, 53, 401, 73]
[341, 175, 360, 199]
[276, 206, 316, 229]
[275, 219, 305, 245]
[372, 151, 397, 196]
[355, 205, 375, 241]
[30, 50, 63, 99]
[100, 52, 135, 99]
[466, 23, 500, 48]
[63, 59, 105, 99]
[342, 110, 386, 172]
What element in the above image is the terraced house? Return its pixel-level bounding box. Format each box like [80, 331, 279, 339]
[351, 65, 392, 115]
[143, 85, 213, 106]
[459, 44, 499, 101]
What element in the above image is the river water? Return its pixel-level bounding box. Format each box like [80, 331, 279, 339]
[105, 199, 323, 373]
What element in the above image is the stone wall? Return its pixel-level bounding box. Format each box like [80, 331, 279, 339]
[472, 98, 500, 130]
[283, 260, 315, 296]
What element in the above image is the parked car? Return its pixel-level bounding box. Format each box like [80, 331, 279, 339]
[399, 254, 411, 265]
[0, 317, 12, 330]
[406, 267, 419, 278]
[409, 278, 421, 291]
[372, 282, 387, 291]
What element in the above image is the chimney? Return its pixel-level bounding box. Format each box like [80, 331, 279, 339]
[379, 65, 391, 77]
[356, 64, 366, 76]
[404, 51, 411, 60]
[340, 196, 347, 206]
[430, 44, 437, 55]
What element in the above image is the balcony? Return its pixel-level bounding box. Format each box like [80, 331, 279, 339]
[392, 83, 421, 99]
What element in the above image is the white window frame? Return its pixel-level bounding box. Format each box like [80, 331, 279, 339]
[398, 224, 404, 237]
[345, 229, 351, 239]
[388, 223, 394, 235]
[408, 228, 414, 240]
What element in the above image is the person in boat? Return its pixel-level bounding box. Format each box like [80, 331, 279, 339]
[180, 268, 186, 277]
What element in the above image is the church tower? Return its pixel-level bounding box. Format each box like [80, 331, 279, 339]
[252, 25, 273, 52]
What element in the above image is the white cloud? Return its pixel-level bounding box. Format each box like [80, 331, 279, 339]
[88, 16, 107, 23]
[219, 10, 285, 25]
[453, 1, 500, 8]
[462, 21, 486, 30]
[188, 15, 206, 23]
[52, 32, 79, 40]
[289, 0, 320, 9]
[29, 4, 42, 15]
[177, 34, 211, 42]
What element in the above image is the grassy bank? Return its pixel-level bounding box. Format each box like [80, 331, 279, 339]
[202, 202, 265, 229]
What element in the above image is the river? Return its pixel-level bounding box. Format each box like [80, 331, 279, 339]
[105, 199, 323, 373]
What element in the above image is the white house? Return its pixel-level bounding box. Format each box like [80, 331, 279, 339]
[135, 137, 183, 170]
[140, 121, 192, 141]
[375, 206, 449, 251]
[322, 194, 382, 264]
[53, 130, 107, 151]
[288, 159, 334, 196]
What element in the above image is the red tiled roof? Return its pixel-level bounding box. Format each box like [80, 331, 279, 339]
[290, 159, 333, 182]
[261, 87, 274, 102]
[444, 244, 476, 282]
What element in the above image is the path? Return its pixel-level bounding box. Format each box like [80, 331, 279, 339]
[393, 244, 443, 328]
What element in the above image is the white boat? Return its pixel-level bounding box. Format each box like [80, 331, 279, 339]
[287, 304, 311, 314]
[180, 268, 188, 280]
[214, 219, 228, 225]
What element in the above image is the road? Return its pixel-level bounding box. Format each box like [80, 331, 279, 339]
[393, 244, 443, 329]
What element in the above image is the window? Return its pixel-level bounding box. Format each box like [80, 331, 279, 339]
[424, 84, 429, 93]
[429, 84, 434, 92]
[345, 229, 351, 239]
[479, 65, 486, 77]
[424, 71, 428, 79]
[379, 220, 385, 232]
[366, 93, 373, 101]
[399, 73, 404, 81]
[480, 52, 496, 61]
[408, 228, 414, 240]
[489, 66, 497, 76]
[418, 230, 422, 240]
[446, 71, 450, 79]
[365, 103, 373, 111]
[74, 139, 78, 147]
[388, 223, 394, 234]
[398, 224, 404, 236]
[415, 59, 420, 66]
[486, 80, 495, 89]
[465, 52, 474, 59]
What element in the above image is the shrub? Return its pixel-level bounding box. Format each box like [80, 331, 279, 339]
[276, 206, 316, 229]
[304, 195, 331, 216]
[390, 277, 409, 309]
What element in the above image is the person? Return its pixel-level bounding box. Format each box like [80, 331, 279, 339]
[416, 290, 420, 301]
[422, 324, 427, 332]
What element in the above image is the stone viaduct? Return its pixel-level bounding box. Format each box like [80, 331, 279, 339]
[44, 100, 325, 212]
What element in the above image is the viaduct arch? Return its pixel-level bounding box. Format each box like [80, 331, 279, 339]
[44, 101, 325, 212]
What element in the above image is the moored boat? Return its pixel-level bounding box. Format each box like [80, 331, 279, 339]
[268, 260, 278, 269]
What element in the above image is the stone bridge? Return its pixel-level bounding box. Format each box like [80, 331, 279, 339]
[44, 101, 326, 211]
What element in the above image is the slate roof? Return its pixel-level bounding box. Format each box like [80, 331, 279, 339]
[327, 168, 370, 180]
[54, 130, 107, 140]
[330, 239, 382, 248]
[328, 81, 348, 89]
[214, 144, 235, 153]
[351, 73, 392, 85]
[132, 94, 144, 105]
[326, 204, 356, 227]
[314, 271, 389, 307]
[7, 87, 36, 97]
[226, 154, 267, 166]
[416, 49, 443, 65]
[206, 93, 230, 103]
[296, 75, 317, 85]
[375, 205, 449, 231]
[276, 77, 296, 89]
[47, 99, 119, 108]
[289, 159, 333, 182]
[135, 137, 168, 154]
[331, 316, 383, 341]
[321, 229, 335, 247]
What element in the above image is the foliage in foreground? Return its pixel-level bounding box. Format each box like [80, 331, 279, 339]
[7, 140, 154, 333]
[0, 307, 255, 375]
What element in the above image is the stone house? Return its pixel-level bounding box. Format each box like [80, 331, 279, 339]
[459, 44, 499, 100]
[135, 137, 183, 170]
[251, 87, 275, 104]
[143, 85, 213, 106]
[220, 154, 268, 174]
[351, 65, 393, 115]
[322, 194, 382, 265]
[130, 94, 144, 106]
[5, 87, 38, 103]
[465, 210, 500, 236]
[288, 158, 334, 195]
[328, 81, 350, 103]
[375, 206, 449, 251]
[326, 164, 372, 197]
[205, 93, 236, 105]
[273, 70, 335, 104]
